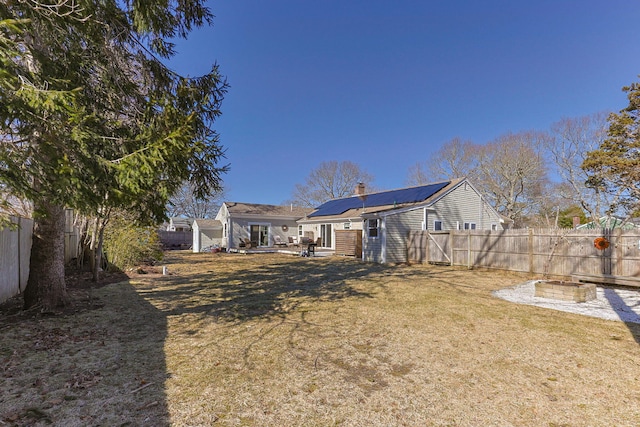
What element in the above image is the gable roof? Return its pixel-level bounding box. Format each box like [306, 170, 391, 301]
[168, 217, 194, 229]
[193, 219, 222, 229]
[307, 179, 458, 219]
[223, 202, 312, 219]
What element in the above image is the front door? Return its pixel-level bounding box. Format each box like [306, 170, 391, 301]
[250, 224, 269, 247]
[320, 224, 332, 248]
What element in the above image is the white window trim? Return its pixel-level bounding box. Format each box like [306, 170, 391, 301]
[248, 222, 271, 246]
[367, 218, 379, 238]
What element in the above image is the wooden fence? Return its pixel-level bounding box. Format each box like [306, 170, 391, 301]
[158, 230, 192, 249]
[408, 228, 640, 285]
[0, 216, 34, 303]
[335, 230, 362, 257]
[0, 211, 79, 304]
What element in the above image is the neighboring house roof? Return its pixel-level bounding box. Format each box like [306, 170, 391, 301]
[576, 216, 640, 230]
[222, 202, 313, 219]
[305, 179, 468, 221]
[193, 219, 222, 229]
[168, 217, 194, 230]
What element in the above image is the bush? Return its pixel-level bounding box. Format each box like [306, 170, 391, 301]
[103, 214, 163, 270]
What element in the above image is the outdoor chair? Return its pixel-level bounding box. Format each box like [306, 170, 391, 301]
[239, 238, 252, 249]
[287, 236, 299, 248]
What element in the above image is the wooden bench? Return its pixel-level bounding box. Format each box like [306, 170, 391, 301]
[572, 274, 640, 288]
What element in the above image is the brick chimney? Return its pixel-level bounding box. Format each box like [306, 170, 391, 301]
[355, 182, 365, 197]
[572, 216, 581, 228]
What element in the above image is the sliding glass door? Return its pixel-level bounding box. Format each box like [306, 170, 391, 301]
[320, 224, 332, 248]
[250, 224, 269, 247]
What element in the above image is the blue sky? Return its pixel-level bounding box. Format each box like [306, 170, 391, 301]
[169, 0, 640, 205]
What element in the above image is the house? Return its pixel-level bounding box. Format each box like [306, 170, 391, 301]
[166, 217, 194, 232]
[576, 216, 640, 230]
[215, 202, 313, 250]
[192, 219, 223, 252]
[299, 178, 505, 264]
[159, 217, 194, 249]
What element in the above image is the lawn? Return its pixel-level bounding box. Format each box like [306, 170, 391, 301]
[1, 251, 639, 426]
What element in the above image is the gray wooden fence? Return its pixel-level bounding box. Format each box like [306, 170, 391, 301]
[408, 228, 640, 285]
[0, 216, 33, 303]
[1, 210, 79, 304]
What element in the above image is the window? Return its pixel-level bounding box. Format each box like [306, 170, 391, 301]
[298, 225, 303, 237]
[491, 223, 498, 231]
[344, 222, 351, 230]
[368, 219, 379, 237]
[434, 220, 443, 231]
[223, 223, 227, 237]
[464, 222, 476, 230]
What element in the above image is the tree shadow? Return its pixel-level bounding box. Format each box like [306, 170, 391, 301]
[602, 287, 640, 345]
[0, 280, 170, 426]
[149, 256, 393, 321]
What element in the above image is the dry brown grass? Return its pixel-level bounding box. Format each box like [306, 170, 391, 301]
[2, 251, 640, 426]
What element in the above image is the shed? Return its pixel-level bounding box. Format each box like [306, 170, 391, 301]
[192, 219, 223, 252]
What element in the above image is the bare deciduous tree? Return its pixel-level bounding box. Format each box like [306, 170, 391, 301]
[407, 133, 548, 226]
[406, 137, 478, 185]
[291, 161, 374, 208]
[544, 112, 610, 221]
[167, 182, 226, 218]
[476, 131, 549, 225]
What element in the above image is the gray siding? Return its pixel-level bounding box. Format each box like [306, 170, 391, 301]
[429, 183, 502, 231]
[385, 209, 423, 263]
[365, 181, 502, 264]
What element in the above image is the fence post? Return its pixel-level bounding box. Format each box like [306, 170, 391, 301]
[467, 231, 471, 269]
[615, 228, 622, 276]
[528, 228, 534, 274]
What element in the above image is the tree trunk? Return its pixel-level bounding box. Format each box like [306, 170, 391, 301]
[23, 200, 70, 310]
[92, 224, 106, 282]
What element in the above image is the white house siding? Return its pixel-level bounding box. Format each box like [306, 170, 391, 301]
[199, 228, 222, 251]
[226, 218, 300, 248]
[363, 224, 384, 263]
[215, 204, 230, 248]
[385, 209, 424, 264]
[298, 219, 363, 249]
[266, 218, 299, 246]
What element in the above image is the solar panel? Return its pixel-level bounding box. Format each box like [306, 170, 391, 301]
[308, 181, 450, 217]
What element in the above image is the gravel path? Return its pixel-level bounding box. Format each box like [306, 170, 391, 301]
[493, 281, 640, 324]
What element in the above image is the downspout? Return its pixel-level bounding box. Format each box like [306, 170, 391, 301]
[361, 219, 365, 261]
[381, 217, 386, 264]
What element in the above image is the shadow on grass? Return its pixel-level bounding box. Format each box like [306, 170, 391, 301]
[603, 287, 640, 346]
[0, 281, 170, 426]
[149, 255, 396, 321]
